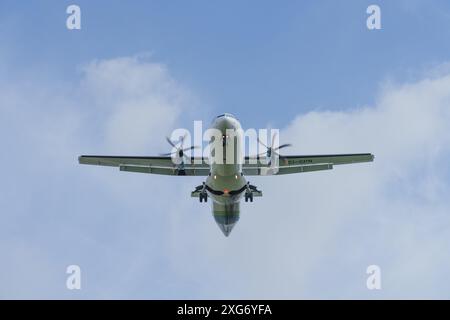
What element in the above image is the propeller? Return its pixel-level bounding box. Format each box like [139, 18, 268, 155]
[257, 131, 291, 160]
[160, 133, 200, 163]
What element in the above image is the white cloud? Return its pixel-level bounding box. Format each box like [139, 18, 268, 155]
[0, 55, 198, 298]
[165, 71, 450, 299]
[2, 54, 450, 299]
[80, 56, 191, 153]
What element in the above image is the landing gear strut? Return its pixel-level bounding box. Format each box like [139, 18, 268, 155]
[244, 190, 253, 202]
[199, 192, 208, 203]
[199, 182, 207, 203]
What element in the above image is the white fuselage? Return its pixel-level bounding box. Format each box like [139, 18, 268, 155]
[205, 114, 247, 236]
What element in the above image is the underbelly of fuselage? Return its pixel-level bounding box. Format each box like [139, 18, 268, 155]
[207, 113, 246, 236]
[206, 164, 246, 236]
[206, 164, 246, 204]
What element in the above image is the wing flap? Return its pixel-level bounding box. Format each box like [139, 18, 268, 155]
[280, 153, 374, 166]
[277, 163, 333, 175]
[242, 163, 333, 176]
[119, 165, 209, 176]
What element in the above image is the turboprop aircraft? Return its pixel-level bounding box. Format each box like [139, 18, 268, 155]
[79, 113, 374, 236]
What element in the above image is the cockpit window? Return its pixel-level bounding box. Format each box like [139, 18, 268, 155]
[214, 113, 238, 120]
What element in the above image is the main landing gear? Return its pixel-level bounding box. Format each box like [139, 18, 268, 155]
[244, 191, 253, 203]
[199, 182, 208, 203]
[245, 182, 262, 202]
[245, 182, 254, 202]
[199, 192, 208, 203]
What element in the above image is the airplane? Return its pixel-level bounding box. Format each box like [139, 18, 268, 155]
[79, 113, 374, 237]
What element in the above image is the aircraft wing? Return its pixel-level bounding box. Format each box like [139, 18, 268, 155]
[78, 155, 210, 176]
[242, 153, 374, 176]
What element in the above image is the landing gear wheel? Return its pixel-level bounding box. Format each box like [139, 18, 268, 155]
[199, 193, 207, 203]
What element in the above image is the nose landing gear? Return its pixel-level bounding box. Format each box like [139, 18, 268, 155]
[244, 191, 253, 203]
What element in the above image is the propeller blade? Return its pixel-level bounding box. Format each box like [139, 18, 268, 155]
[264, 150, 283, 158]
[271, 131, 278, 148]
[273, 143, 292, 151]
[160, 151, 176, 156]
[165, 136, 177, 148]
[182, 146, 200, 152]
[257, 152, 267, 157]
[179, 133, 188, 148]
[257, 137, 268, 148]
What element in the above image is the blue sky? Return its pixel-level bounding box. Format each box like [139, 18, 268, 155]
[1, 1, 450, 299]
[3, 0, 450, 127]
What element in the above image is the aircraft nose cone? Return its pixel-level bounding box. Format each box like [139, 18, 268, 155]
[217, 223, 236, 237]
[213, 211, 239, 237]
